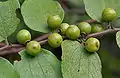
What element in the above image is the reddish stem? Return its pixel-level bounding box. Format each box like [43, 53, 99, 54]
[0, 27, 120, 56]
[0, 43, 5, 47]
[86, 28, 120, 39]
[34, 33, 50, 41]
[0, 39, 48, 56]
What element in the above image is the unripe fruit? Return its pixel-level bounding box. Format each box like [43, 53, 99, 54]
[48, 33, 63, 48]
[102, 8, 117, 21]
[78, 22, 91, 34]
[85, 37, 100, 52]
[60, 23, 69, 35]
[47, 15, 62, 29]
[26, 41, 41, 56]
[17, 29, 31, 44]
[91, 24, 104, 33]
[66, 25, 80, 40]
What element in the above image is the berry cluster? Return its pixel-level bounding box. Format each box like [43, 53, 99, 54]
[47, 8, 116, 52]
[47, 15, 102, 52]
[16, 8, 116, 56]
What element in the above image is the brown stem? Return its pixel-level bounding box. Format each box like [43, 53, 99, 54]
[77, 20, 97, 25]
[86, 28, 120, 39]
[0, 45, 24, 56]
[34, 33, 50, 41]
[0, 39, 48, 56]
[85, 20, 97, 23]
[39, 39, 48, 45]
[0, 43, 5, 47]
[0, 28, 120, 56]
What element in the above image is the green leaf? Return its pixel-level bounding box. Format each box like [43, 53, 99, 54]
[0, 36, 4, 42]
[8, 21, 27, 43]
[116, 31, 120, 48]
[14, 49, 62, 78]
[83, 0, 120, 22]
[21, 0, 64, 33]
[0, 0, 20, 40]
[61, 40, 102, 78]
[83, 0, 105, 22]
[0, 57, 19, 78]
[104, 0, 120, 17]
[8, 21, 42, 43]
[113, 17, 120, 28]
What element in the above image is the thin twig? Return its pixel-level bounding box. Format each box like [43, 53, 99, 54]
[85, 20, 97, 23]
[0, 28, 120, 56]
[0, 45, 24, 56]
[39, 39, 48, 45]
[86, 28, 120, 39]
[76, 20, 97, 25]
[0, 43, 5, 47]
[0, 39, 48, 56]
[34, 33, 50, 41]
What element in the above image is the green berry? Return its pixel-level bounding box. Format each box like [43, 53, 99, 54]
[48, 33, 63, 48]
[78, 22, 91, 34]
[17, 29, 31, 44]
[66, 25, 80, 40]
[102, 8, 117, 21]
[26, 41, 41, 56]
[60, 23, 69, 35]
[85, 37, 100, 52]
[47, 15, 62, 29]
[91, 24, 104, 33]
